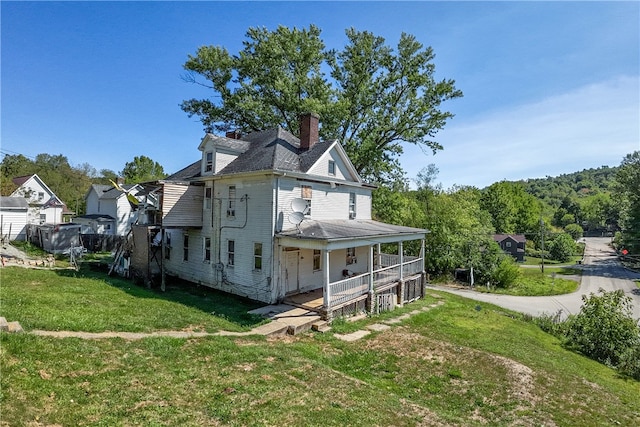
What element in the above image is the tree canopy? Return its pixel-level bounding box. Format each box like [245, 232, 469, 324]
[121, 155, 167, 184]
[182, 25, 462, 183]
[614, 151, 640, 253]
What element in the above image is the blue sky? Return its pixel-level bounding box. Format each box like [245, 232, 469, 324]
[2, 1, 639, 189]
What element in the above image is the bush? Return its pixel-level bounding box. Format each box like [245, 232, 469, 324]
[564, 223, 583, 240]
[490, 257, 520, 288]
[564, 289, 640, 368]
[548, 233, 576, 263]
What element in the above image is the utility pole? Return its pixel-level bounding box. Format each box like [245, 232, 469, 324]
[540, 218, 545, 274]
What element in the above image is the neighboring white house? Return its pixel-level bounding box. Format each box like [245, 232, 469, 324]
[75, 184, 142, 236]
[0, 196, 29, 240]
[132, 114, 428, 319]
[10, 174, 69, 225]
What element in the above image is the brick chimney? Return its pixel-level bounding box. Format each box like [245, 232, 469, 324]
[225, 130, 242, 139]
[299, 113, 319, 151]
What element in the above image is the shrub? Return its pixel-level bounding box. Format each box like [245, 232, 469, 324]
[490, 257, 520, 288]
[548, 233, 576, 263]
[564, 289, 640, 368]
[564, 223, 583, 240]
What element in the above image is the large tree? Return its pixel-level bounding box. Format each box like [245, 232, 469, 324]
[182, 25, 462, 183]
[121, 156, 167, 184]
[615, 151, 640, 253]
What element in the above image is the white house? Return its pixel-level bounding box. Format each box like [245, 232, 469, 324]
[132, 114, 427, 319]
[75, 184, 141, 236]
[10, 174, 68, 225]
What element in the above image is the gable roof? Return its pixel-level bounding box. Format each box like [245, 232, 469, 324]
[87, 184, 139, 200]
[493, 234, 526, 243]
[12, 175, 34, 186]
[10, 174, 64, 204]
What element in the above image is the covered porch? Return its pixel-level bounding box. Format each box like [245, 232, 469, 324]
[277, 220, 428, 320]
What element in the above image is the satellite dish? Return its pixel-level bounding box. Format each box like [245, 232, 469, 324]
[288, 211, 305, 225]
[291, 198, 308, 214]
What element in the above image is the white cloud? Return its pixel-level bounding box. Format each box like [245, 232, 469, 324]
[401, 75, 640, 189]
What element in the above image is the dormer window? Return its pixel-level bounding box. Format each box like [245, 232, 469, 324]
[328, 160, 336, 175]
[205, 151, 213, 173]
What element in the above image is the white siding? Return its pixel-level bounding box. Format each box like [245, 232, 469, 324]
[307, 147, 354, 181]
[0, 210, 28, 240]
[215, 152, 238, 173]
[162, 184, 203, 228]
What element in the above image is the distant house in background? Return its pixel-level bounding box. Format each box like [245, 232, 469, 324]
[75, 183, 141, 236]
[0, 196, 29, 241]
[9, 174, 71, 225]
[493, 234, 526, 262]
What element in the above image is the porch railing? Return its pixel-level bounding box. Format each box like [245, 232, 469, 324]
[329, 273, 369, 307]
[327, 255, 424, 308]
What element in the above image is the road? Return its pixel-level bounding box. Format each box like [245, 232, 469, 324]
[428, 237, 640, 321]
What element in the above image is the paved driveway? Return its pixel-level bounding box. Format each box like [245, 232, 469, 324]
[428, 237, 640, 321]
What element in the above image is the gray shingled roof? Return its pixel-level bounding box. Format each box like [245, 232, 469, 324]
[217, 127, 333, 176]
[277, 219, 427, 241]
[0, 196, 29, 210]
[76, 214, 116, 221]
[166, 160, 201, 181]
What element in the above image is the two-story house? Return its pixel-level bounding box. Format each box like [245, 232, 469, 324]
[75, 183, 142, 236]
[493, 234, 526, 262]
[9, 174, 69, 225]
[131, 114, 428, 319]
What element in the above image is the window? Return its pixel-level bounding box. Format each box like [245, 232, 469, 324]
[165, 232, 171, 259]
[203, 237, 211, 262]
[254, 242, 262, 270]
[183, 234, 189, 261]
[227, 240, 235, 266]
[204, 186, 212, 210]
[349, 192, 356, 219]
[39, 214, 46, 224]
[328, 160, 336, 175]
[505, 241, 512, 248]
[313, 249, 321, 271]
[346, 247, 357, 265]
[205, 152, 213, 172]
[301, 185, 312, 216]
[38, 192, 44, 201]
[227, 186, 236, 217]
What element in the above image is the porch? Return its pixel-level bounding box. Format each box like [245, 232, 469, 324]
[285, 252, 426, 320]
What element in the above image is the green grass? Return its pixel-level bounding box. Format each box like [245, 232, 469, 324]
[522, 255, 583, 266]
[0, 266, 266, 333]
[475, 266, 580, 296]
[1, 269, 639, 426]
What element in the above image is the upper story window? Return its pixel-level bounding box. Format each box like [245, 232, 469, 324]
[349, 193, 356, 219]
[205, 151, 213, 173]
[227, 186, 236, 217]
[506, 241, 512, 248]
[328, 160, 336, 175]
[301, 185, 312, 216]
[38, 192, 45, 201]
[183, 234, 189, 261]
[204, 186, 212, 210]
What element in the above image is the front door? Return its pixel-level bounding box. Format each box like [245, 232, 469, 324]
[285, 251, 299, 294]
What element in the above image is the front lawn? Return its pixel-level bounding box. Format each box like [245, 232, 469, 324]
[0, 266, 266, 333]
[1, 270, 638, 426]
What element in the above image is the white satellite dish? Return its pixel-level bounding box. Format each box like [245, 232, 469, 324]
[291, 198, 308, 214]
[288, 211, 305, 225]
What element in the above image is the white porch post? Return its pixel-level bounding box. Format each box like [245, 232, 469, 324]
[323, 250, 331, 308]
[369, 245, 374, 293]
[398, 241, 404, 281]
[376, 243, 381, 267]
[420, 239, 425, 270]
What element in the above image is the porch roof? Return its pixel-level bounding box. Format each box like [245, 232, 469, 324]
[276, 219, 427, 250]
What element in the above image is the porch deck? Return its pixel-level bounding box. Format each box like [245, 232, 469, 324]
[284, 255, 425, 320]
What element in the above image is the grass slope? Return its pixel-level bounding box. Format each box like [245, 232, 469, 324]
[1, 267, 639, 426]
